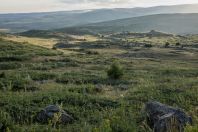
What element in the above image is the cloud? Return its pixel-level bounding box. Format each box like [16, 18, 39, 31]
[59, 0, 128, 3]
[58, 0, 133, 8]
[58, 0, 198, 8]
[0, 0, 197, 13]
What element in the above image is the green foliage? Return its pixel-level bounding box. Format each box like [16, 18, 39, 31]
[107, 62, 124, 79]
[165, 42, 170, 48]
[0, 74, 38, 91]
[109, 109, 136, 132]
[29, 72, 57, 81]
[185, 124, 198, 132]
[176, 42, 181, 46]
[98, 119, 112, 132]
[0, 111, 14, 131]
[144, 44, 153, 48]
[0, 62, 21, 70]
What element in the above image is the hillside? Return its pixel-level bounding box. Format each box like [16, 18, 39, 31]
[0, 30, 198, 131]
[58, 13, 198, 35]
[1, 4, 198, 32]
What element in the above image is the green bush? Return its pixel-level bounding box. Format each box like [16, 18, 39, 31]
[52, 46, 57, 50]
[176, 42, 181, 46]
[165, 42, 170, 48]
[144, 44, 153, 48]
[107, 62, 124, 79]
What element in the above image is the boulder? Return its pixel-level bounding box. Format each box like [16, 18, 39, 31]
[36, 105, 74, 124]
[145, 101, 192, 132]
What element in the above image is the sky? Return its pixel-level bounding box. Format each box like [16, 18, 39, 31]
[0, 0, 198, 13]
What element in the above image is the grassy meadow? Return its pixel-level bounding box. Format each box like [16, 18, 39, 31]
[0, 32, 198, 131]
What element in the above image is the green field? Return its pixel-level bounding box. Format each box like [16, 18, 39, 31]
[0, 31, 198, 131]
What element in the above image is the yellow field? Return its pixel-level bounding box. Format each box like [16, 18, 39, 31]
[1, 35, 83, 55]
[2, 35, 58, 48]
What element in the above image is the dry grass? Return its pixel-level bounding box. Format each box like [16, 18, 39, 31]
[2, 35, 58, 48]
[1, 35, 81, 55]
[91, 48, 127, 55]
[69, 35, 99, 42]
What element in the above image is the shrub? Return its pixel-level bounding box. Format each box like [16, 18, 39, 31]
[52, 46, 57, 50]
[176, 42, 181, 46]
[144, 44, 153, 48]
[86, 50, 99, 55]
[165, 42, 170, 48]
[107, 62, 124, 79]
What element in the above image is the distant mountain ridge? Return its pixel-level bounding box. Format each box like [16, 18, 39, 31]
[1, 4, 198, 32]
[56, 13, 198, 35]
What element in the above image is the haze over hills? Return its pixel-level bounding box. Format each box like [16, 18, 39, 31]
[61, 13, 198, 35]
[1, 4, 198, 32]
[23, 13, 198, 36]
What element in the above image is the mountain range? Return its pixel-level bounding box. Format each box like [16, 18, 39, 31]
[60, 13, 198, 35]
[1, 4, 198, 33]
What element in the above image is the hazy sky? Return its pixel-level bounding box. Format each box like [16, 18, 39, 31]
[0, 0, 198, 13]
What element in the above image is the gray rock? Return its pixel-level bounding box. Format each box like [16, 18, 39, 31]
[145, 101, 192, 132]
[36, 105, 74, 124]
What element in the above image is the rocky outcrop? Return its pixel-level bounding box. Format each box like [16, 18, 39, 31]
[145, 101, 192, 132]
[36, 105, 74, 124]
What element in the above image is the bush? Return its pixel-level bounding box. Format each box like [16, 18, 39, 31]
[144, 44, 153, 48]
[86, 50, 99, 55]
[107, 62, 124, 79]
[165, 42, 170, 48]
[176, 42, 181, 46]
[52, 46, 57, 50]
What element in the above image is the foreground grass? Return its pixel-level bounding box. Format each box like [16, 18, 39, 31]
[0, 34, 198, 131]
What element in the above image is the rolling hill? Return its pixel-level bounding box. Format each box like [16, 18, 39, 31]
[1, 4, 198, 32]
[56, 13, 198, 35]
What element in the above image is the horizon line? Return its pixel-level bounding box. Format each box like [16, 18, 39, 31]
[0, 3, 198, 15]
